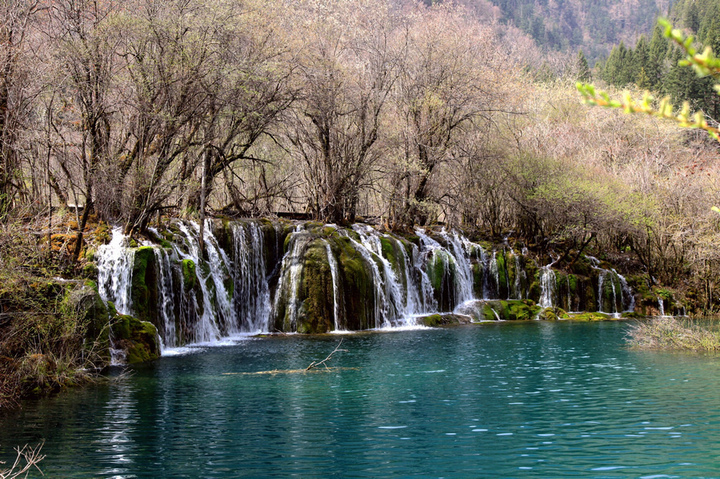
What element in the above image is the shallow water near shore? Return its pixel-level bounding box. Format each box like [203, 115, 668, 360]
[2, 321, 720, 477]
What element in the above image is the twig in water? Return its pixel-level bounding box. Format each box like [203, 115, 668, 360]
[0, 442, 45, 479]
[305, 339, 347, 371]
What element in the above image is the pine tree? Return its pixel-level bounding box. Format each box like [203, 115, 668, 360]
[576, 50, 591, 82]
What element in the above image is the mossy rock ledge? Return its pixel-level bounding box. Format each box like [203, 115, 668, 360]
[415, 313, 472, 327]
[455, 299, 540, 322]
[110, 315, 160, 364]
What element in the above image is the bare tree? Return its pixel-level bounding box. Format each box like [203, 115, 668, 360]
[283, 0, 401, 223]
[0, 0, 41, 218]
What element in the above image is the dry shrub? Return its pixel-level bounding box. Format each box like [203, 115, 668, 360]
[627, 317, 720, 352]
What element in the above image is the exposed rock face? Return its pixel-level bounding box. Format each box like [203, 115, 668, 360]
[95, 219, 638, 345]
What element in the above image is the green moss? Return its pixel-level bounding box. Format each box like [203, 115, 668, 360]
[111, 315, 160, 363]
[419, 314, 443, 327]
[296, 240, 334, 334]
[131, 247, 156, 323]
[416, 313, 469, 327]
[538, 307, 568, 321]
[566, 312, 613, 321]
[496, 253, 508, 297]
[182, 259, 197, 290]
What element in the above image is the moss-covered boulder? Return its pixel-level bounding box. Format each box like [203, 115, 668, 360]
[426, 249, 458, 311]
[295, 240, 335, 334]
[455, 299, 540, 322]
[416, 313, 471, 327]
[565, 311, 613, 321]
[63, 284, 111, 365]
[537, 307, 569, 321]
[131, 246, 158, 323]
[111, 314, 160, 363]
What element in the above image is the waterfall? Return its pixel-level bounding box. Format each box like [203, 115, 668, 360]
[323, 240, 342, 331]
[174, 222, 222, 342]
[96, 228, 135, 364]
[539, 266, 556, 308]
[587, 256, 632, 315]
[566, 275, 572, 312]
[615, 270, 635, 313]
[97, 227, 135, 315]
[513, 253, 526, 300]
[232, 222, 271, 332]
[439, 230, 474, 305]
[658, 296, 666, 317]
[353, 225, 407, 323]
[154, 246, 177, 348]
[412, 243, 437, 312]
[272, 227, 311, 331]
[339, 228, 392, 327]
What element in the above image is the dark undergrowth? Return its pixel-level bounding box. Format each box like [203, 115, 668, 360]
[0, 214, 107, 410]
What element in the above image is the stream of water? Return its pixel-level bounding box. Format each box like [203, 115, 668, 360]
[2, 321, 720, 477]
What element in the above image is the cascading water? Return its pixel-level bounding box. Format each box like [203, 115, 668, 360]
[323, 240, 342, 331]
[658, 296, 666, 317]
[439, 230, 475, 305]
[97, 228, 135, 315]
[97, 227, 135, 364]
[153, 246, 177, 348]
[232, 222, 271, 332]
[97, 219, 626, 345]
[272, 226, 310, 331]
[412, 244, 437, 312]
[587, 256, 631, 316]
[538, 266, 556, 309]
[174, 222, 223, 342]
[339, 228, 392, 327]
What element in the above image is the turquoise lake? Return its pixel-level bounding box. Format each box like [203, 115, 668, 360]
[2, 321, 720, 477]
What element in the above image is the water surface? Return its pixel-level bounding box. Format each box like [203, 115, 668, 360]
[2, 321, 720, 477]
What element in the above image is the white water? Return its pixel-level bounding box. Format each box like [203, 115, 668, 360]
[154, 246, 177, 349]
[96, 228, 136, 365]
[96, 221, 584, 348]
[175, 222, 223, 342]
[97, 228, 135, 315]
[539, 266, 556, 309]
[323, 240, 343, 331]
[272, 226, 309, 331]
[232, 222, 271, 332]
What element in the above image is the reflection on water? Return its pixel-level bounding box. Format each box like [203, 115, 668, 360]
[2, 322, 720, 477]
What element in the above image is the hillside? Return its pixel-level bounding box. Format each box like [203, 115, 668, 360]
[459, 0, 673, 61]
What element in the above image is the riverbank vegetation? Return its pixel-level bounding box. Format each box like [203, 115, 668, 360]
[628, 317, 720, 352]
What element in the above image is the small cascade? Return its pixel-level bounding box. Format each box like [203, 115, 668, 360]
[490, 253, 500, 299]
[154, 246, 177, 348]
[96, 228, 135, 364]
[658, 296, 666, 317]
[353, 225, 407, 323]
[439, 230, 474, 305]
[566, 275, 573, 312]
[97, 228, 135, 315]
[272, 226, 311, 331]
[539, 266, 556, 309]
[397, 241, 423, 320]
[339, 228, 392, 327]
[232, 222, 271, 332]
[412, 243, 438, 312]
[513, 253, 526, 300]
[587, 256, 632, 315]
[615, 270, 635, 313]
[174, 222, 222, 342]
[323, 240, 342, 331]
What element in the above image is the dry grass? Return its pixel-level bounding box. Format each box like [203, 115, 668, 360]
[627, 317, 720, 352]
